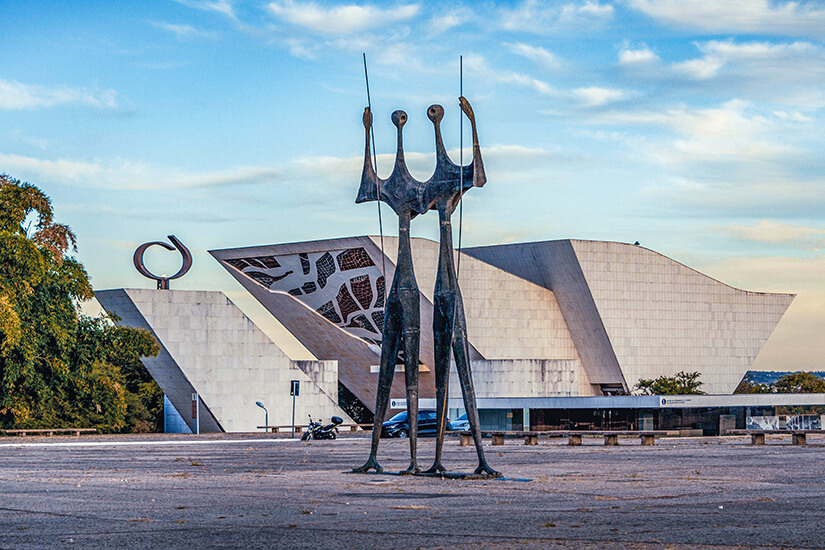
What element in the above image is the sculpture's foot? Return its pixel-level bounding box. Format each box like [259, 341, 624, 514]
[474, 463, 502, 477]
[352, 455, 383, 474]
[399, 462, 420, 475]
[422, 462, 447, 475]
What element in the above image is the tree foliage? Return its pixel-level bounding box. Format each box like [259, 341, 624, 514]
[734, 371, 825, 394]
[733, 379, 773, 394]
[773, 372, 825, 394]
[634, 371, 705, 395]
[0, 174, 161, 432]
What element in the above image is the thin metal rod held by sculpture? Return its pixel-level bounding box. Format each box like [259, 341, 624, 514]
[363, 52, 387, 304]
[452, 55, 464, 341]
[457, 55, 464, 280]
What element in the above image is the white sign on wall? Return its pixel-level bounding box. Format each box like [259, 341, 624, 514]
[390, 398, 437, 409]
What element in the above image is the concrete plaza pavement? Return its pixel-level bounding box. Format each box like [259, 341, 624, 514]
[1, 433, 824, 549]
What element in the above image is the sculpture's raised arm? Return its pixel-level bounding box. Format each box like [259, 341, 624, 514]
[356, 107, 380, 204]
[459, 96, 486, 189]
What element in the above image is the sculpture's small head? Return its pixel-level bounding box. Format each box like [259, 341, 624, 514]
[391, 110, 407, 129]
[427, 104, 444, 125]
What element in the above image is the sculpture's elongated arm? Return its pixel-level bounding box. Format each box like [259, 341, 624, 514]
[356, 107, 380, 203]
[459, 96, 486, 188]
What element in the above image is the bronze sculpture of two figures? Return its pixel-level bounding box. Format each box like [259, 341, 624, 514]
[353, 97, 500, 477]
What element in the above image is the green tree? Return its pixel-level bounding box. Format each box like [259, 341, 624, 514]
[773, 372, 825, 393]
[634, 371, 705, 395]
[0, 174, 160, 432]
[733, 379, 773, 394]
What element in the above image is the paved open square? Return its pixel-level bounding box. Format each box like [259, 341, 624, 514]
[1, 433, 824, 549]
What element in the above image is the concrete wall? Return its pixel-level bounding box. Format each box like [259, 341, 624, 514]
[465, 239, 794, 395]
[398, 237, 581, 363]
[212, 236, 794, 403]
[570, 240, 794, 394]
[96, 289, 353, 432]
[449, 359, 580, 401]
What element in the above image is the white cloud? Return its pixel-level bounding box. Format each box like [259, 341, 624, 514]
[428, 12, 465, 36]
[716, 220, 825, 244]
[174, 0, 237, 20]
[628, 0, 825, 39]
[592, 100, 808, 159]
[574, 86, 625, 106]
[672, 40, 825, 83]
[505, 42, 564, 70]
[0, 153, 283, 190]
[267, 1, 419, 35]
[704, 255, 825, 294]
[150, 21, 221, 41]
[0, 79, 118, 111]
[463, 54, 557, 96]
[672, 56, 725, 79]
[618, 44, 660, 65]
[285, 38, 321, 60]
[499, 0, 614, 34]
[579, 0, 614, 17]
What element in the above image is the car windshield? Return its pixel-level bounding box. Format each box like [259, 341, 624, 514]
[387, 411, 407, 422]
[457, 413, 467, 421]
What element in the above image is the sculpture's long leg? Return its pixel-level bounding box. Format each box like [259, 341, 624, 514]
[452, 294, 500, 477]
[352, 295, 402, 474]
[399, 288, 421, 475]
[424, 290, 451, 474]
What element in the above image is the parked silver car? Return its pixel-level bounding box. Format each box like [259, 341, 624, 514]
[451, 413, 470, 431]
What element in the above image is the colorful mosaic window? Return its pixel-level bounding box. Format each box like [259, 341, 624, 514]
[228, 246, 386, 345]
[349, 274, 373, 309]
[316, 252, 335, 289]
[337, 248, 374, 271]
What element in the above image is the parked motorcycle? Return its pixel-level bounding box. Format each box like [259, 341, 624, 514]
[301, 414, 343, 440]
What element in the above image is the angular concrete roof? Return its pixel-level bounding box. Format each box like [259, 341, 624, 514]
[465, 239, 795, 393]
[211, 236, 794, 402]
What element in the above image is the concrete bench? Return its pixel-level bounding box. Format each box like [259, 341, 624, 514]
[1, 428, 97, 437]
[456, 430, 666, 447]
[257, 426, 303, 434]
[728, 429, 820, 445]
[569, 431, 668, 446]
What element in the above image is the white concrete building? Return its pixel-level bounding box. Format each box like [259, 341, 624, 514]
[209, 236, 794, 424]
[96, 289, 353, 433]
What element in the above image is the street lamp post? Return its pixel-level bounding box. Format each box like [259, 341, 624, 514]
[255, 401, 268, 432]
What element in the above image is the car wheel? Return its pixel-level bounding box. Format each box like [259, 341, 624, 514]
[398, 429, 409, 438]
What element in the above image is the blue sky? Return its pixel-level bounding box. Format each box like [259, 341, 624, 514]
[2, 0, 825, 369]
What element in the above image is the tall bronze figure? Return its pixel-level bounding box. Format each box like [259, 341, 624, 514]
[353, 97, 499, 477]
[421, 98, 499, 476]
[353, 107, 426, 474]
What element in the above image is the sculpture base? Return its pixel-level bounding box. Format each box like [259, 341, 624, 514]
[415, 471, 504, 480]
[344, 470, 504, 480]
